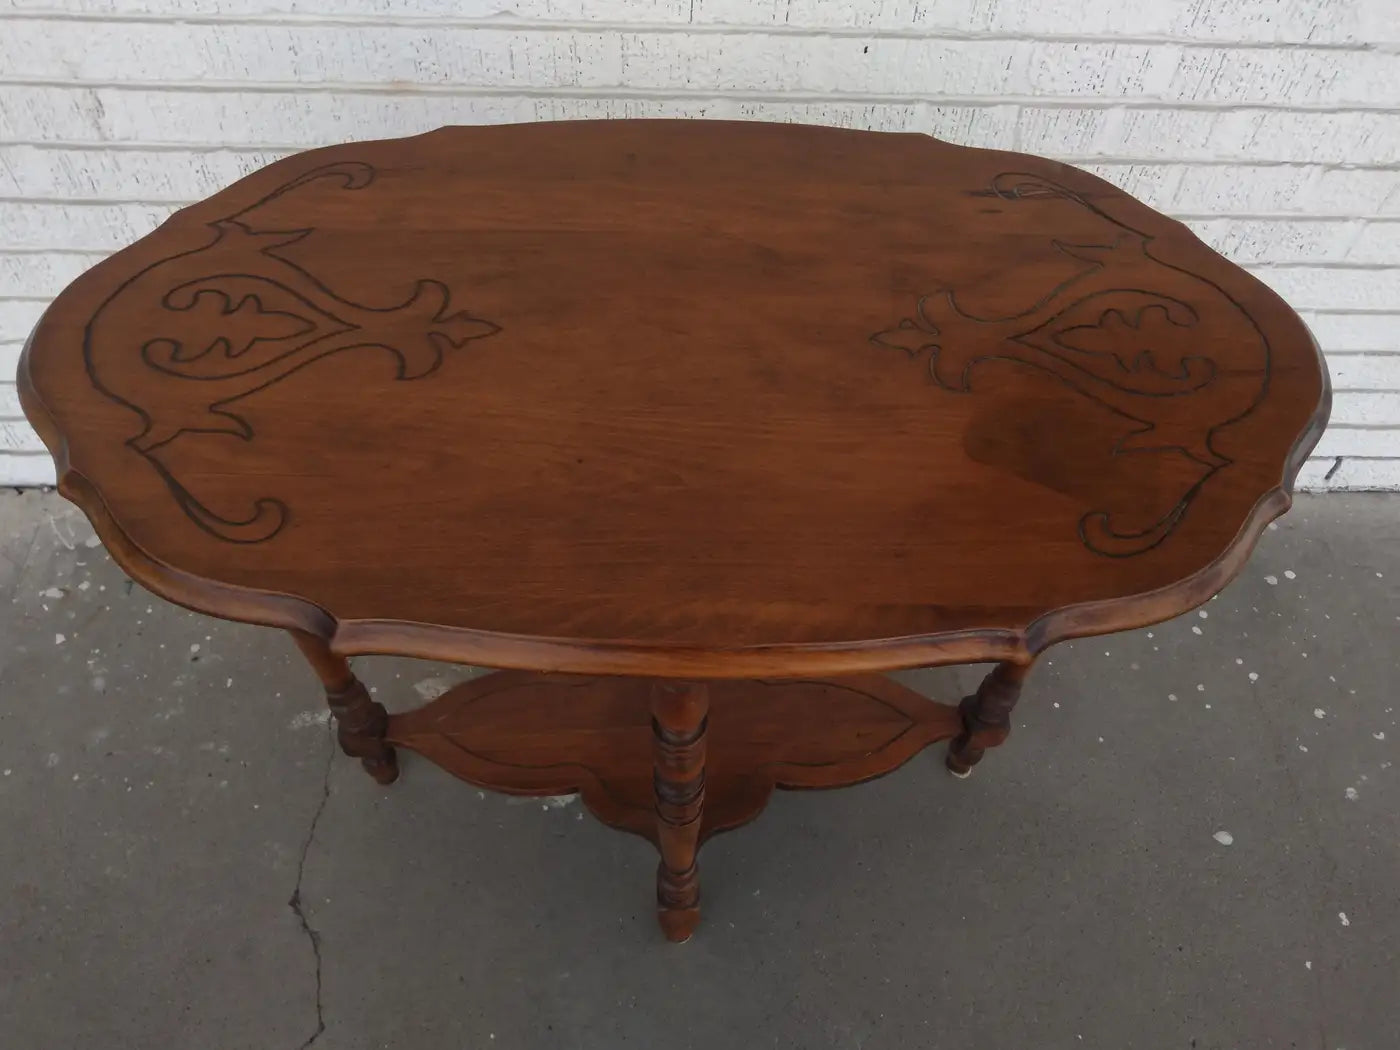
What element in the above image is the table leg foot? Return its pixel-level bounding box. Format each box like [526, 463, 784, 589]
[327, 679, 400, 785]
[656, 861, 701, 943]
[652, 682, 708, 942]
[946, 661, 1031, 777]
[945, 758, 974, 779]
[289, 629, 398, 786]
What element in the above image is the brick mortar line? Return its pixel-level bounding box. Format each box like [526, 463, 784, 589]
[1301, 308, 1400, 316]
[5, 143, 1399, 173]
[1250, 265, 1400, 272]
[3, 79, 1400, 114]
[1253, 261, 1400, 270]
[0, 9, 1391, 50]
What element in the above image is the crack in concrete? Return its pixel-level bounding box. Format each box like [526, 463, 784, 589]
[289, 724, 335, 1050]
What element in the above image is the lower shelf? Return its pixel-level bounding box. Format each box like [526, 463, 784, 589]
[385, 671, 965, 843]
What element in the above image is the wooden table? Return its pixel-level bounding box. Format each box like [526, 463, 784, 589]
[18, 121, 1329, 942]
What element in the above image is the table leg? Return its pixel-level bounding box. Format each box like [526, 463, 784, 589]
[946, 660, 1032, 778]
[289, 629, 398, 785]
[651, 681, 709, 943]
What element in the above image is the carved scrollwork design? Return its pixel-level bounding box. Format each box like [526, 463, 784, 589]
[872, 172, 1272, 557]
[83, 161, 501, 543]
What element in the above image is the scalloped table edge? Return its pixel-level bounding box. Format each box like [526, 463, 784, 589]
[17, 328, 1331, 679]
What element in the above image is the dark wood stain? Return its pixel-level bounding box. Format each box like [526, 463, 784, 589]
[382, 667, 977, 940]
[18, 120, 1331, 938]
[19, 122, 1329, 671]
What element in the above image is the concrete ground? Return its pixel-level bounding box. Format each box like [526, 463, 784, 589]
[0, 490, 1395, 1050]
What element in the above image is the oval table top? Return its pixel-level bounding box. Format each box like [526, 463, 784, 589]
[19, 120, 1329, 676]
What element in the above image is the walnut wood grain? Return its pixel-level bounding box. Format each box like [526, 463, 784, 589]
[383, 672, 966, 836]
[17, 121, 1329, 680]
[384, 671, 977, 937]
[382, 670, 999, 937]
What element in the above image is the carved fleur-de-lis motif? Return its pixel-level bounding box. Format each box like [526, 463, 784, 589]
[83, 161, 502, 544]
[870, 171, 1271, 558]
[149, 288, 315, 366]
[1054, 303, 1205, 381]
[870, 303, 940, 357]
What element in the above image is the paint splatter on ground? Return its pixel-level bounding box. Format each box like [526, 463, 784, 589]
[2, 484, 1397, 1046]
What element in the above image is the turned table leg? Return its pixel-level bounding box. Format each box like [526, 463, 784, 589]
[289, 629, 398, 785]
[650, 681, 709, 943]
[946, 660, 1033, 778]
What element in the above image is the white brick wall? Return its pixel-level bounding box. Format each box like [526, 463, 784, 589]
[2, 0, 1398, 489]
